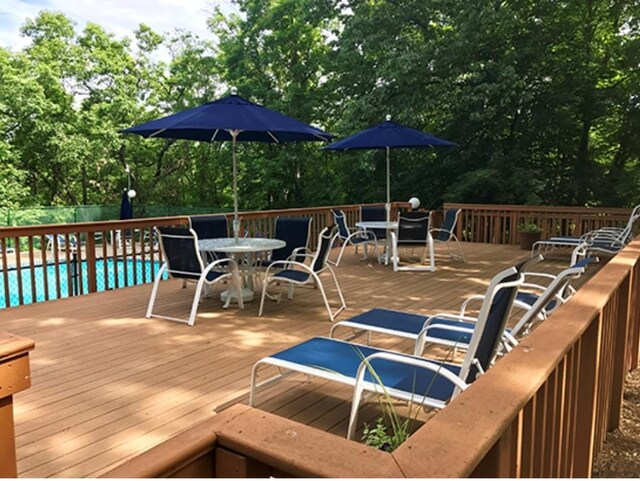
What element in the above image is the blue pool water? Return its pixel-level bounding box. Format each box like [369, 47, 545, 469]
[0, 258, 166, 308]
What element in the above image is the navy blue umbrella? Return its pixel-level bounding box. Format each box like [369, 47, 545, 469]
[122, 91, 332, 239]
[323, 117, 456, 220]
[119, 189, 133, 220]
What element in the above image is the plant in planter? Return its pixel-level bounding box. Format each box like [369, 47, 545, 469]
[518, 222, 542, 250]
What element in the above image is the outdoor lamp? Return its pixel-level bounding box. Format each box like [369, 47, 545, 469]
[409, 197, 420, 209]
[127, 189, 137, 199]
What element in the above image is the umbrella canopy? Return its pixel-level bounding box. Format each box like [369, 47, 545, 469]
[323, 119, 456, 220]
[119, 189, 133, 220]
[122, 92, 332, 239]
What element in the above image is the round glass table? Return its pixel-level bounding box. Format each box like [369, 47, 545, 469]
[199, 237, 286, 303]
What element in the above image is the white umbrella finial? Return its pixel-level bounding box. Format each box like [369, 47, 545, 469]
[385, 114, 391, 121]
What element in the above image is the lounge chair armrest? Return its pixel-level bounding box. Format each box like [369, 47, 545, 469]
[523, 272, 556, 282]
[425, 312, 480, 324]
[459, 295, 485, 316]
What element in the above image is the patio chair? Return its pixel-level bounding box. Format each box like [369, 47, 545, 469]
[330, 257, 539, 356]
[189, 215, 229, 240]
[360, 205, 387, 241]
[461, 244, 595, 321]
[430, 208, 465, 262]
[532, 207, 640, 256]
[258, 226, 346, 321]
[259, 216, 312, 268]
[146, 226, 244, 326]
[250, 265, 523, 439]
[45, 234, 79, 252]
[330, 209, 377, 266]
[188, 215, 232, 267]
[391, 212, 435, 271]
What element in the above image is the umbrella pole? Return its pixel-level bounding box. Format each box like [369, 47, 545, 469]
[386, 146, 391, 223]
[231, 130, 240, 241]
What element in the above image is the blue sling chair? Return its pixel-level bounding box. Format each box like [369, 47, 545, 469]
[330, 209, 377, 266]
[430, 208, 465, 262]
[259, 216, 312, 268]
[258, 226, 346, 321]
[146, 227, 244, 326]
[250, 264, 524, 439]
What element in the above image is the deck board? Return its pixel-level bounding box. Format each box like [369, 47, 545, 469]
[3, 242, 596, 477]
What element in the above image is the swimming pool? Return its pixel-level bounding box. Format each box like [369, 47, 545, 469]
[0, 258, 166, 308]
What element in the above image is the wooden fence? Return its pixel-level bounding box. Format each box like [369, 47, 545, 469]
[445, 203, 634, 245]
[102, 235, 640, 477]
[0, 203, 406, 309]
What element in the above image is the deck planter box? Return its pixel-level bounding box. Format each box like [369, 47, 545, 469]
[518, 231, 542, 250]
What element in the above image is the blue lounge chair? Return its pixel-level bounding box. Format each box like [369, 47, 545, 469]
[532, 206, 639, 256]
[259, 216, 312, 268]
[45, 233, 79, 252]
[330, 257, 541, 355]
[330, 209, 377, 266]
[332, 262, 584, 361]
[465, 243, 596, 319]
[250, 265, 523, 439]
[430, 208, 465, 262]
[146, 227, 244, 326]
[258, 227, 346, 321]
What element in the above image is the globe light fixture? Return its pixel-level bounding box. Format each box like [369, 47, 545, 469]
[409, 197, 420, 209]
[127, 189, 137, 199]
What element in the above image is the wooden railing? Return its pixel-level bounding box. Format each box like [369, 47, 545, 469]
[445, 203, 634, 244]
[0, 203, 408, 309]
[0, 332, 34, 477]
[103, 235, 640, 478]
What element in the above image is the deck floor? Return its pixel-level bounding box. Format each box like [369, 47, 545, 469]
[3, 243, 590, 477]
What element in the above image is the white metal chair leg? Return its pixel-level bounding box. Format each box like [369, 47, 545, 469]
[188, 276, 208, 326]
[258, 278, 269, 316]
[328, 266, 347, 313]
[347, 364, 369, 440]
[146, 263, 167, 318]
[335, 242, 348, 267]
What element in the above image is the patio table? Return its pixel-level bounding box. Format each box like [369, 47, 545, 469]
[199, 237, 286, 303]
[356, 221, 398, 265]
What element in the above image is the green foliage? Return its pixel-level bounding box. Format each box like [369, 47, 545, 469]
[362, 416, 410, 452]
[518, 222, 541, 233]
[1, 2, 639, 215]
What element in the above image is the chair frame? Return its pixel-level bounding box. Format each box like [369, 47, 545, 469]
[430, 208, 465, 262]
[250, 265, 523, 439]
[146, 227, 244, 327]
[258, 227, 346, 321]
[391, 212, 435, 272]
[330, 209, 377, 266]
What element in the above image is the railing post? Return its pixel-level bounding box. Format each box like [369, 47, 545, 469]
[86, 232, 97, 293]
[0, 332, 35, 477]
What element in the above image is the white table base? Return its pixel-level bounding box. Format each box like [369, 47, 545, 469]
[221, 286, 255, 304]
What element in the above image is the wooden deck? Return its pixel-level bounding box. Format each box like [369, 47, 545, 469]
[3, 243, 593, 477]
